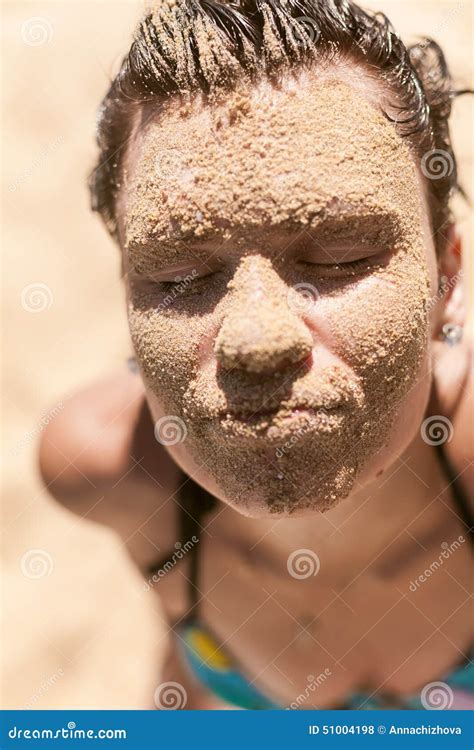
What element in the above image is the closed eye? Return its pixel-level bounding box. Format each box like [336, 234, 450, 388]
[157, 270, 218, 292]
[129, 257, 221, 286]
[298, 255, 382, 278]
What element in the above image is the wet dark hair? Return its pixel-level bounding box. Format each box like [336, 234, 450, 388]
[89, 0, 470, 251]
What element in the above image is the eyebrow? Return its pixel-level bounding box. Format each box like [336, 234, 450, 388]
[126, 202, 404, 269]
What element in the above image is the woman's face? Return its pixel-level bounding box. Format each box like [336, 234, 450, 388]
[119, 69, 439, 517]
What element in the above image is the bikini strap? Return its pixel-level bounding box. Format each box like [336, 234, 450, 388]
[145, 473, 217, 613]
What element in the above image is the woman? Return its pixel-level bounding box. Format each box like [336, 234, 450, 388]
[39, 0, 473, 710]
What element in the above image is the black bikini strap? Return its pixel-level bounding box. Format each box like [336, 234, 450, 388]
[145, 473, 217, 613]
[177, 475, 216, 611]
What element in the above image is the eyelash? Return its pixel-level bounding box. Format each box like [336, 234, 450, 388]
[157, 272, 217, 293]
[300, 257, 376, 277]
[143, 256, 376, 295]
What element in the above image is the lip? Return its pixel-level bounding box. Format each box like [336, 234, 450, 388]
[218, 403, 343, 428]
[219, 399, 343, 420]
[222, 405, 318, 420]
[215, 403, 347, 444]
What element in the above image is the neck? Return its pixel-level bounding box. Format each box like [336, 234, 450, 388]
[303, 433, 443, 544]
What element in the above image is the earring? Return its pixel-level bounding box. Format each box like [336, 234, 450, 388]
[441, 323, 463, 346]
[126, 356, 139, 373]
[438, 275, 449, 294]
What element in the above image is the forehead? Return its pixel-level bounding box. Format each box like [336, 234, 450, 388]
[122, 70, 424, 254]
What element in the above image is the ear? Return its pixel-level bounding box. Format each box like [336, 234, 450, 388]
[435, 225, 466, 333]
[429, 226, 469, 418]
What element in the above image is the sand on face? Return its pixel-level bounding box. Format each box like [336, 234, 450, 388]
[2, 0, 472, 708]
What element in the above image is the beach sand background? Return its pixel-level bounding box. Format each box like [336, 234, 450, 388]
[2, 0, 473, 708]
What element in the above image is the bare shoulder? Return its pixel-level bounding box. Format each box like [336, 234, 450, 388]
[39, 372, 145, 490]
[433, 328, 474, 497]
[38, 372, 181, 561]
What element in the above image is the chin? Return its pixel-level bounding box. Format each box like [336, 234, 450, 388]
[159, 402, 380, 518]
[229, 471, 357, 518]
[182, 433, 360, 518]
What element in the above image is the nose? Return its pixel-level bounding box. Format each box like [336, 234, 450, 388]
[214, 256, 313, 374]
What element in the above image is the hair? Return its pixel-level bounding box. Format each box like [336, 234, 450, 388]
[89, 0, 471, 252]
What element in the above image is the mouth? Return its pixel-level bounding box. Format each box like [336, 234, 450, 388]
[222, 404, 330, 421]
[216, 402, 347, 442]
[219, 390, 347, 420]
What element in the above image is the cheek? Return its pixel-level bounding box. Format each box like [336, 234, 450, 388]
[127, 291, 217, 407]
[312, 254, 431, 396]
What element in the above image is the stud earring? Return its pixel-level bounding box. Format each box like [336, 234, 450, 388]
[438, 275, 449, 293]
[441, 323, 463, 346]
